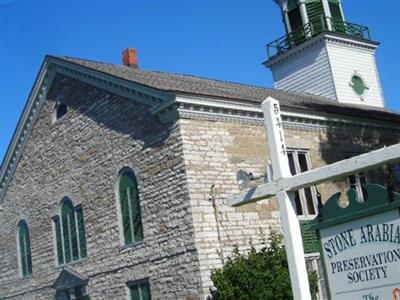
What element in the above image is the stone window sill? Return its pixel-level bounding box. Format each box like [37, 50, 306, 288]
[119, 240, 144, 253]
[56, 257, 87, 268]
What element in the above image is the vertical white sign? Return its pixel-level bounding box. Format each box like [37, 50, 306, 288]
[262, 97, 312, 300]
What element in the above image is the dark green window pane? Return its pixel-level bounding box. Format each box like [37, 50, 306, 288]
[288, 152, 297, 176]
[18, 221, 32, 277]
[19, 226, 27, 276]
[294, 191, 303, 215]
[130, 286, 140, 300]
[25, 227, 32, 275]
[140, 282, 151, 300]
[119, 170, 143, 244]
[62, 201, 73, 263]
[298, 153, 309, 172]
[129, 187, 143, 242]
[54, 217, 64, 265]
[76, 208, 87, 258]
[304, 187, 316, 215]
[70, 210, 79, 261]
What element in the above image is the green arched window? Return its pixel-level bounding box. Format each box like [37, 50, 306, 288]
[17, 220, 32, 277]
[118, 169, 143, 245]
[53, 198, 87, 265]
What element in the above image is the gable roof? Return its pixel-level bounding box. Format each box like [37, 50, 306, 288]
[1, 55, 400, 204]
[52, 267, 88, 291]
[55, 56, 400, 123]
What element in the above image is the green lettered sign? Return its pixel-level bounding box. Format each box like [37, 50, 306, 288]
[312, 184, 400, 300]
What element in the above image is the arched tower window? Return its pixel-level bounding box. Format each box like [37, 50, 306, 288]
[118, 169, 143, 245]
[53, 198, 87, 265]
[287, 0, 303, 32]
[55, 103, 67, 121]
[17, 220, 33, 277]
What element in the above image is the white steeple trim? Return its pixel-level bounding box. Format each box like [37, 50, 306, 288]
[265, 33, 384, 107]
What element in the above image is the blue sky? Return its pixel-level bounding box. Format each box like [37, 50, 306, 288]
[1, 0, 400, 163]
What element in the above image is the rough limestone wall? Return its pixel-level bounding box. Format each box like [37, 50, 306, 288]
[180, 117, 400, 298]
[0, 74, 202, 300]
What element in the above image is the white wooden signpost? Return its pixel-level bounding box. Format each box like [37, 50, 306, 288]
[228, 96, 400, 300]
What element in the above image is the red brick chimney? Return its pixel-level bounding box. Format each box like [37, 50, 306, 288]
[122, 48, 138, 68]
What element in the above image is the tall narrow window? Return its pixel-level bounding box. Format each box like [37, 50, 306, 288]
[348, 173, 368, 202]
[287, 149, 317, 218]
[17, 220, 33, 277]
[128, 280, 151, 300]
[118, 169, 143, 245]
[287, 0, 303, 32]
[53, 198, 87, 265]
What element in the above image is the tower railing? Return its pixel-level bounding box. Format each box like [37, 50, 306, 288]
[266, 17, 371, 60]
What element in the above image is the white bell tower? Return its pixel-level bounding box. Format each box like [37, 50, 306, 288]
[264, 0, 385, 108]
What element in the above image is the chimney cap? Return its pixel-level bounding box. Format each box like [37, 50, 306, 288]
[122, 48, 138, 68]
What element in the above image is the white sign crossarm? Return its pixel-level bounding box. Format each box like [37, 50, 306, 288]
[228, 143, 400, 207]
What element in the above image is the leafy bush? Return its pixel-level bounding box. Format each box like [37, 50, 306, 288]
[209, 231, 319, 300]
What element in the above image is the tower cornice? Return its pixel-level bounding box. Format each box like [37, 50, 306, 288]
[264, 32, 379, 69]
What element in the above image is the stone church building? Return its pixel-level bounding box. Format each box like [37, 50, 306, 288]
[1, 0, 399, 299]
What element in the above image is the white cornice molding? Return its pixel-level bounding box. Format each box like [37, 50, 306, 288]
[0, 57, 171, 203]
[49, 58, 172, 106]
[162, 95, 400, 132]
[0, 61, 54, 203]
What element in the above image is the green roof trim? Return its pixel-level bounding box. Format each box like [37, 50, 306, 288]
[311, 184, 400, 230]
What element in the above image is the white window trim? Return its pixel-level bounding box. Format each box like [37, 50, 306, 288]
[287, 148, 318, 220]
[305, 253, 327, 300]
[347, 172, 369, 202]
[53, 198, 86, 266]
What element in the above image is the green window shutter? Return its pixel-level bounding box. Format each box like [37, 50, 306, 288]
[76, 207, 87, 258]
[329, 1, 343, 20]
[62, 201, 73, 263]
[306, 1, 326, 34]
[53, 216, 64, 265]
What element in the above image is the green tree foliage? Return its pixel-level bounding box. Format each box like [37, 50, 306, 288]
[209, 231, 319, 300]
